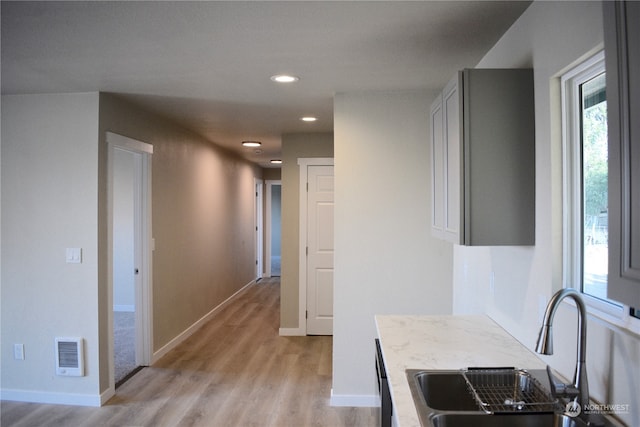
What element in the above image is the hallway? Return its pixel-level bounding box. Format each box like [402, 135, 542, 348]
[1, 278, 378, 427]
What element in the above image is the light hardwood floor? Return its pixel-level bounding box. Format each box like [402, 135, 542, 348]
[1, 278, 379, 427]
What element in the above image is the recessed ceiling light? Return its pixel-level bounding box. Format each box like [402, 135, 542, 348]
[270, 159, 282, 164]
[270, 74, 299, 83]
[301, 116, 317, 122]
[242, 141, 261, 147]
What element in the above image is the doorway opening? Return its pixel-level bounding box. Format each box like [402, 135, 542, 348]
[266, 180, 282, 277]
[107, 132, 153, 389]
[255, 179, 264, 281]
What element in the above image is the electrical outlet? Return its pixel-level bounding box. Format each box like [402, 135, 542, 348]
[14, 343, 24, 360]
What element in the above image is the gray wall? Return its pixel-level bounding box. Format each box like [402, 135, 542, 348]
[332, 90, 454, 402]
[1, 93, 102, 403]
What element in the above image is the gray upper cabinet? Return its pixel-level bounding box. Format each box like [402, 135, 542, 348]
[430, 69, 535, 246]
[604, 1, 640, 308]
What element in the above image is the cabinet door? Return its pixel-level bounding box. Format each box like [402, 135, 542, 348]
[430, 94, 445, 238]
[430, 70, 534, 246]
[431, 75, 462, 244]
[605, 0, 640, 307]
[443, 76, 461, 242]
[462, 69, 535, 246]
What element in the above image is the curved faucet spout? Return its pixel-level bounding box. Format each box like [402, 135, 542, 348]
[535, 288, 589, 409]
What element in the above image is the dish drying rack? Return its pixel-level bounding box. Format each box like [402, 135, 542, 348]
[462, 368, 560, 414]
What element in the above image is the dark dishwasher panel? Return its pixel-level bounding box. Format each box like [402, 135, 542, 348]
[375, 338, 392, 427]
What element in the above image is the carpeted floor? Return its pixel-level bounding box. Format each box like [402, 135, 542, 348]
[113, 311, 137, 385]
[271, 255, 281, 276]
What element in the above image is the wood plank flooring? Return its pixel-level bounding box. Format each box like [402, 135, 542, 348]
[1, 278, 379, 427]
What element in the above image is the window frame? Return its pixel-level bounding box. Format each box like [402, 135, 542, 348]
[561, 51, 639, 334]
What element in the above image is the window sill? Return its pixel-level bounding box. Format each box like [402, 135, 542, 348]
[565, 292, 640, 338]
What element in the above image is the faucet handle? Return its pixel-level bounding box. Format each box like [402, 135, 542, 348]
[546, 365, 579, 399]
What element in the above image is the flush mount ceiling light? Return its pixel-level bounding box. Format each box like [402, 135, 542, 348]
[270, 159, 282, 164]
[270, 74, 299, 83]
[301, 116, 317, 122]
[242, 141, 262, 147]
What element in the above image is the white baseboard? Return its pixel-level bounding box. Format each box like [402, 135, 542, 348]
[100, 385, 115, 406]
[152, 279, 255, 363]
[113, 304, 135, 312]
[0, 388, 102, 407]
[330, 389, 380, 407]
[278, 327, 305, 336]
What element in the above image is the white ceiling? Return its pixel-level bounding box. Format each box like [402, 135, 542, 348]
[1, 1, 531, 168]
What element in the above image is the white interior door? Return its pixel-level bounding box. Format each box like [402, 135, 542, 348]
[306, 165, 334, 335]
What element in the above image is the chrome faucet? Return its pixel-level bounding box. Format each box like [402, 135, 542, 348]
[535, 288, 589, 409]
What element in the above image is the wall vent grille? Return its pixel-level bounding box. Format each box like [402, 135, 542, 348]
[55, 337, 84, 376]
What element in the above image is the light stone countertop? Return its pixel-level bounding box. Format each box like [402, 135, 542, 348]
[375, 315, 546, 427]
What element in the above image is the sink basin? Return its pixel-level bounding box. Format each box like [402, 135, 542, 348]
[430, 413, 589, 427]
[406, 369, 618, 427]
[406, 370, 478, 411]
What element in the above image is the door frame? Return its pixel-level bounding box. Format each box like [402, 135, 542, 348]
[255, 178, 264, 280]
[107, 132, 153, 388]
[265, 180, 281, 278]
[298, 158, 334, 335]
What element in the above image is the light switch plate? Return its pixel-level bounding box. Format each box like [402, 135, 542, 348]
[14, 344, 24, 360]
[66, 248, 82, 264]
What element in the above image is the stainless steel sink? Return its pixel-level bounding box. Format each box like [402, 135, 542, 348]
[406, 369, 617, 427]
[430, 413, 589, 427]
[406, 370, 478, 411]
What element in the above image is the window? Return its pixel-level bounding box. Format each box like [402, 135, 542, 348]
[581, 71, 608, 299]
[562, 52, 615, 307]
